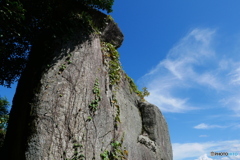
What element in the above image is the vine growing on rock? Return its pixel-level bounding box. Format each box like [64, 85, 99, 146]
[100, 41, 130, 160]
[101, 41, 150, 101]
[100, 136, 128, 160]
[89, 78, 102, 113]
[101, 42, 121, 85]
[111, 94, 121, 130]
[125, 75, 150, 101]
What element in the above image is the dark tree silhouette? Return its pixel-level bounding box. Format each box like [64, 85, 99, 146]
[0, 0, 114, 87]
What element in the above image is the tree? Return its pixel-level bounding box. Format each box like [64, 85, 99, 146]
[0, 96, 9, 148]
[0, 0, 114, 87]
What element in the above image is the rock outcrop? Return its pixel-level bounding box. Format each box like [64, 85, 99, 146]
[2, 11, 172, 160]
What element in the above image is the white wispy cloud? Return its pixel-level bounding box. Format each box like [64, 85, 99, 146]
[148, 29, 217, 82]
[173, 140, 240, 160]
[228, 63, 240, 85]
[145, 89, 194, 113]
[139, 27, 240, 115]
[134, 24, 240, 160]
[194, 154, 213, 160]
[199, 135, 209, 137]
[194, 123, 227, 129]
[140, 28, 222, 113]
[220, 96, 240, 117]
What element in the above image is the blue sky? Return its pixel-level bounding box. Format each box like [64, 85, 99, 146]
[1, 0, 240, 159]
[110, 0, 240, 160]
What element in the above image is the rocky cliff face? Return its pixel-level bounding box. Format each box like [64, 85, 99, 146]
[3, 12, 172, 160]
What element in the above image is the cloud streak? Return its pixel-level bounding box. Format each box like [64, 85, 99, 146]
[140, 28, 220, 113]
[139, 28, 240, 115]
[199, 135, 209, 138]
[194, 123, 227, 129]
[173, 140, 240, 160]
[194, 154, 213, 160]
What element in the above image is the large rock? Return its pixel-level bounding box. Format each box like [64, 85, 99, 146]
[100, 19, 124, 48]
[2, 11, 172, 160]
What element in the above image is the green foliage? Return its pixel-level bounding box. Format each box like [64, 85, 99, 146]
[89, 78, 102, 112]
[0, 96, 9, 132]
[101, 41, 149, 100]
[138, 87, 150, 100]
[63, 143, 84, 160]
[111, 94, 121, 129]
[58, 54, 73, 74]
[70, 143, 84, 160]
[100, 150, 110, 160]
[0, 0, 115, 87]
[126, 75, 138, 94]
[101, 42, 121, 85]
[86, 116, 92, 121]
[0, 0, 28, 87]
[126, 75, 150, 101]
[0, 96, 10, 148]
[114, 105, 120, 129]
[100, 140, 128, 160]
[59, 64, 67, 72]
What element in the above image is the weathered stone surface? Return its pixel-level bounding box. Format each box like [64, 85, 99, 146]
[2, 11, 172, 160]
[138, 101, 173, 160]
[113, 79, 173, 160]
[101, 20, 124, 48]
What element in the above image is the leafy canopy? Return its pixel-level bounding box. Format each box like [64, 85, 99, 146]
[0, 0, 114, 87]
[0, 96, 9, 148]
[0, 96, 9, 130]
